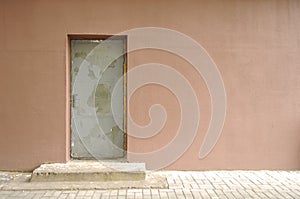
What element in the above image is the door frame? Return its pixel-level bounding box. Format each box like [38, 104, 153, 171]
[66, 34, 128, 160]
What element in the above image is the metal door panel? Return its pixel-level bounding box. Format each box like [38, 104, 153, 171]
[71, 39, 125, 159]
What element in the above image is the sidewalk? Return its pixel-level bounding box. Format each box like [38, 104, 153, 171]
[0, 170, 299, 198]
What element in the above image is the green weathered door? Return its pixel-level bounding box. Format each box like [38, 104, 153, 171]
[70, 38, 125, 159]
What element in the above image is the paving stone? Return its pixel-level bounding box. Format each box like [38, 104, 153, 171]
[0, 171, 300, 198]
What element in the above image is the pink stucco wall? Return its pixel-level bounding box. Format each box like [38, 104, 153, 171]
[0, 0, 299, 171]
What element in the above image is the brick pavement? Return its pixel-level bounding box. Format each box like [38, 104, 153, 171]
[0, 171, 299, 198]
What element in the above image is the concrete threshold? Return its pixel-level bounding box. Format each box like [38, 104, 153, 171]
[31, 160, 146, 182]
[1, 173, 167, 190]
[0, 161, 168, 190]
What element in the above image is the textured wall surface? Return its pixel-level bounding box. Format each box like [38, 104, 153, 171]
[0, 0, 299, 171]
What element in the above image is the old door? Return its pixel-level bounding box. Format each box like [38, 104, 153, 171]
[70, 38, 125, 159]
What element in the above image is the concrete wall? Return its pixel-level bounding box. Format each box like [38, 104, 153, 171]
[0, 0, 299, 171]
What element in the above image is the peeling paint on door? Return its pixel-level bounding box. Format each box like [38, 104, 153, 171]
[71, 38, 125, 159]
[87, 83, 111, 114]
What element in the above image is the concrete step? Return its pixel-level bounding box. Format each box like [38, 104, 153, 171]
[31, 160, 146, 182]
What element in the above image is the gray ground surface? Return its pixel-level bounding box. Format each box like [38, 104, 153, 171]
[0, 170, 299, 198]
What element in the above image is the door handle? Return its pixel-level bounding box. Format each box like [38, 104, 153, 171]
[71, 94, 78, 108]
